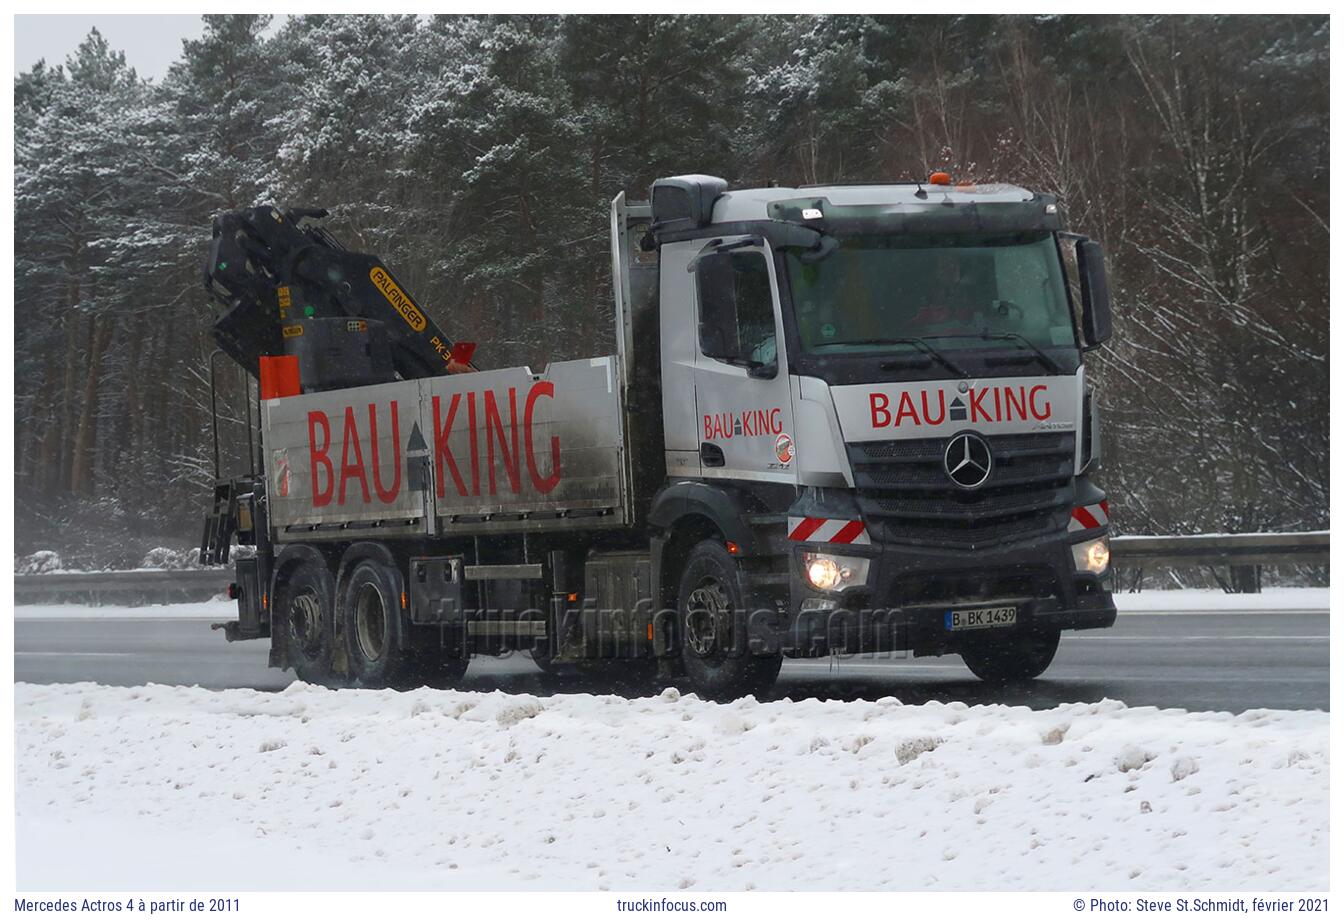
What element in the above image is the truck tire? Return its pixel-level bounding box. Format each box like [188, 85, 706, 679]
[277, 556, 337, 685]
[959, 629, 1061, 683]
[341, 558, 417, 689]
[676, 539, 782, 701]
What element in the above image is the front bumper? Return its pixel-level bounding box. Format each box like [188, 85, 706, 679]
[779, 529, 1116, 657]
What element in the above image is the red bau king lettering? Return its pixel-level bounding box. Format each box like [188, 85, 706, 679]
[870, 385, 1051, 428]
[432, 382, 561, 498]
[701, 407, 782, 440]
[307, 402, 402, 507]
[870, 391, 947, 427]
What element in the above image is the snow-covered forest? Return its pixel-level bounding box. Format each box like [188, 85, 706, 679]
[13, 15, 1329, 568]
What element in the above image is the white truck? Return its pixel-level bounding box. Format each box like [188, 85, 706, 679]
[201, 173, 1117, 698]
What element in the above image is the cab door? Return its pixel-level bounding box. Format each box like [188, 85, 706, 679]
[692, 240, 797, 485]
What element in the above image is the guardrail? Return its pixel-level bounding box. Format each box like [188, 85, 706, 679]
[1111, 531, 1330, 566]
[13, 532, 1328, 602]
[14, 568, 233, 601]
[1111, 530, 1327, 593]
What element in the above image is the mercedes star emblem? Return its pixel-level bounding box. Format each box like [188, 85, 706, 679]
[944, 432, 993, 489]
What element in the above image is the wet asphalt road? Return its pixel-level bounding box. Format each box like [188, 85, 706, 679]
[14, 609, 1328, 712]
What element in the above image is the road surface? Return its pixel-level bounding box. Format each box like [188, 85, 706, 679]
[14, 608, 1328, 712]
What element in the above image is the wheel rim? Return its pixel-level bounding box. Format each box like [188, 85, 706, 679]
[354, 581, 388, 663]
[291, 588, 323, 657]
[685, 577, 731, 661]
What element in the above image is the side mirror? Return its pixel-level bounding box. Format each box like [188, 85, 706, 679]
[1076, 239, 1112, 349]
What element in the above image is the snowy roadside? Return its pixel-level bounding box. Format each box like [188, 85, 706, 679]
[1114, 587, 1329, 614]
[16, 681, 1327, 891]
[14, 599, 230, 619]
[14, 588, 1330, 619]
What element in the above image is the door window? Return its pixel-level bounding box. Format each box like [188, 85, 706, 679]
[696, 251, 777, 367]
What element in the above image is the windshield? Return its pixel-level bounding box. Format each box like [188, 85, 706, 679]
[784, 232, 1078, 364]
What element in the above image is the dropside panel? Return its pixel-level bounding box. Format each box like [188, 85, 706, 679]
[421, 356, 629, 533]
[264, 379, 432, 538]
[262, 357, 629, 540]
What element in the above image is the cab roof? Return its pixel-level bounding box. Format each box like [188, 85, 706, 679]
[710, 182, 1038, 224]
[646, 175, 1058, 243]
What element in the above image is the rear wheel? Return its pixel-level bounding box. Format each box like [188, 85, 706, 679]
[278, 555, 337, 685]
[677, 540, 782, 701]
[959, 629, 1061, 683]
[342, 559, 418, 689]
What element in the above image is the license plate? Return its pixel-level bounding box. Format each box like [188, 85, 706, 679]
[945, 605, 1017, 631]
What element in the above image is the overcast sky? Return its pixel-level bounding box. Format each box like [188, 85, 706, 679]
[15, 15, 206, 80]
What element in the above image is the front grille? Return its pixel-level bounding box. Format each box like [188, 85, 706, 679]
[850, 432, 1075, 549]
[888, 566, 1060, 607]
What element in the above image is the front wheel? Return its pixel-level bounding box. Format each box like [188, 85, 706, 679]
[676, 539, 782, 701]
[959, 629, 1061, 683]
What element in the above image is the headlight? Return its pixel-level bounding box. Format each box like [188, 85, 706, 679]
[1072, 536, 1110, 575]
[802, 552, 870, 592]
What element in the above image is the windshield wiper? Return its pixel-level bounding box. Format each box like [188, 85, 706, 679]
[920, 332, 1062, 374]
[819, 337, 969, 378]
[962, 332, 1063, 375]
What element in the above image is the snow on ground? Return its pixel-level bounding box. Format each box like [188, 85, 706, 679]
[1114, 588, 1328, 614]
[15, 599, 230, 619]
[16, 681, 1327, 891]
[13, 587, 1332, 620]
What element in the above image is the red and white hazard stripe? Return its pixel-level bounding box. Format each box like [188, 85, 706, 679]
[787, 516, 871, 545]
[1068, 500, 1110, 533]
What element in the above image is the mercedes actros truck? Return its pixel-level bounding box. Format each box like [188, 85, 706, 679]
[200, 172, 1117, 698]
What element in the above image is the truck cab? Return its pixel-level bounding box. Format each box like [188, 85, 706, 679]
[619, 174, 1116, 691]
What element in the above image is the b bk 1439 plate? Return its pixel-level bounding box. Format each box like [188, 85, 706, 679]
[945, 605, 1018, 631]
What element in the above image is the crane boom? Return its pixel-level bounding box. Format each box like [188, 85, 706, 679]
[204, 206, 474, 391]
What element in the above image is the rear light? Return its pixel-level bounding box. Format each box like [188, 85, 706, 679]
[226, 583, 238, 600]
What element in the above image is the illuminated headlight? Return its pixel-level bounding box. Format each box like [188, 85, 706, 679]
[802, 552, 870, 592]
[1072, 536, 1111, 575]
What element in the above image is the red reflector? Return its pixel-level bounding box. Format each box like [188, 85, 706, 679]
[929, 171, 952, 186]
[226, 583, 238, 599]
[259, 355, 301, 399]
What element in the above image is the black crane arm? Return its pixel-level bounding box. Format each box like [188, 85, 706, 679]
[204, 206, 474, 385]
